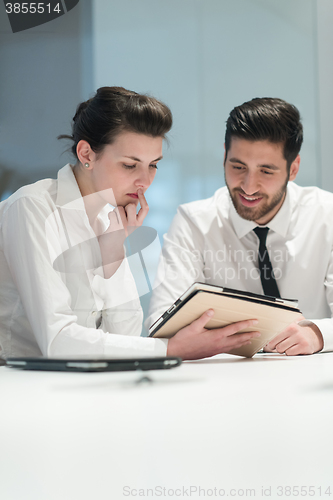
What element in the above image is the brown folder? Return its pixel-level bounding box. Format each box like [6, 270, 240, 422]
[149, 283, 302, 358]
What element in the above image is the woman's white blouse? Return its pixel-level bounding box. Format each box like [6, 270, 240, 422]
[0, 164, 168, 358]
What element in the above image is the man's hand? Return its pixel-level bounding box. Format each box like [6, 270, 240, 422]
[167, 309, 260, 360]
[265, 318, 324, 355]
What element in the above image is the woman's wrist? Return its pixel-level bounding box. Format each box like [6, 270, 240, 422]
[98, 233, 125, 279]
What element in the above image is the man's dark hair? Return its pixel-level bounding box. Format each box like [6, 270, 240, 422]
[225, 97, 303, 168]
[59, 86, 172, 160]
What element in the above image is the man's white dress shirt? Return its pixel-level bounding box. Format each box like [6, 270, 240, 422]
[0, 165, 168, 358]
[147, 182, 333, 352]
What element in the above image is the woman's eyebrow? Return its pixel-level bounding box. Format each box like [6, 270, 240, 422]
[123, 155, 163, 162]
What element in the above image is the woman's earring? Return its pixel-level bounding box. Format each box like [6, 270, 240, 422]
[84, 163, 89, 168]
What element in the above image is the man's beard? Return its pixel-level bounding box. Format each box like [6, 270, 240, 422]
[226, 177, 289, 222]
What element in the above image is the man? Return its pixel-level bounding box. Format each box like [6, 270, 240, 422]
[147, 97, 333, 355]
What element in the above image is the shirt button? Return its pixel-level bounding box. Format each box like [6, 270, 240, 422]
[92, 311, 96, 316]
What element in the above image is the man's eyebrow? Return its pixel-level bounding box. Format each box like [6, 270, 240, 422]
[228, 157, 247, 166]
[123, 155, 163, 162]
[228, 157, 280, 170]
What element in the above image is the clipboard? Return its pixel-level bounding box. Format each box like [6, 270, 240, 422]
[148, 283, 302, 358]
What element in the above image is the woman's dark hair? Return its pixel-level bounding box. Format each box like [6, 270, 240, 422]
[225, 97, 303, 169]
[58, 86, 173, 160]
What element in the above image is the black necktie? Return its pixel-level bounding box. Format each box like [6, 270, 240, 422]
[253, 227, 281, 298]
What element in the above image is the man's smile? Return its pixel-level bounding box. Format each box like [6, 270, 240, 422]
[238, 192, 264, 207]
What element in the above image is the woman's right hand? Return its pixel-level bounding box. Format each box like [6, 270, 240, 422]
[98, 189, 149, 279]
[167, 309, 260, 360]
[105, 188, 149, 238]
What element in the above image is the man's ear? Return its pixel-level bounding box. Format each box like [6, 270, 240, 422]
[76, 140, 96, 168]
[223, 143, 226, 166]
[289, 155, 300, 181]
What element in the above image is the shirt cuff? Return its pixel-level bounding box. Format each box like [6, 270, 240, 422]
[103, 335, 168, 358]
[309, 318, 333, 353]
[92, 259, 140, 309]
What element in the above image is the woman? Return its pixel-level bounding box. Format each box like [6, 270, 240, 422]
[0, 86, 258, 359]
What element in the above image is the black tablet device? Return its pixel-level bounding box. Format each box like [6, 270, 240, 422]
[5, 356, 182, 372]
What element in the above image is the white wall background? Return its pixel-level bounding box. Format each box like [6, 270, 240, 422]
[0, 1, 93, 197]
[316, 0, 333, 190]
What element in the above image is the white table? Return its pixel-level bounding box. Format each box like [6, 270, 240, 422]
[1, 353, 333, 500]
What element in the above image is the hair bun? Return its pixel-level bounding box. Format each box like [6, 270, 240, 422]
[73, 100, 91, 123]
[59, 86, 172, 161]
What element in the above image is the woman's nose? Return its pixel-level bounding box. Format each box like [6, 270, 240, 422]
[135, 168, 153, 189]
